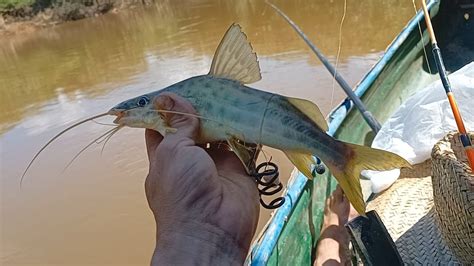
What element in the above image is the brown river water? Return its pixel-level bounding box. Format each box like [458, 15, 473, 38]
[0, 1, 415, 264]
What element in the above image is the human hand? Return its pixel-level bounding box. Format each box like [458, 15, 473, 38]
[144, 92, 260, 265]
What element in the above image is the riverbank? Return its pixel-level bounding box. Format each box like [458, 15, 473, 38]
[0, 0, 152, 36]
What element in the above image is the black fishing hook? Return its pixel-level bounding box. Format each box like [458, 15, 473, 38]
[252, 161, 285, 209]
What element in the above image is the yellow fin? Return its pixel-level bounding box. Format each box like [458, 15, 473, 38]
[209, 24, 261, 84]
[325, 143, 412, 215]
[345, 143, 412, 171]
[287, 97, 328, 131]
[284, 150, 315, 180]
[227, 136, 261, 175]
[327, 164, 365, 215]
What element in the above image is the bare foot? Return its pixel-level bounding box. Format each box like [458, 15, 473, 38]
[314, 185, 359, 266]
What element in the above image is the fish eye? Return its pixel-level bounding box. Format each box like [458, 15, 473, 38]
[137, 96, 149, 107]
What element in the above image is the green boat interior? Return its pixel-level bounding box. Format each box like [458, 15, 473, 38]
[259, 1, 473, 264]
[338, 0, 474, 148]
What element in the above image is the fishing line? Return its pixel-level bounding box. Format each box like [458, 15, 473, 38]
[260, 148, 272, 167]
[412, 0, 433, 74]
[149, 109, 249, 141]
[258, 95, 274, 146]
[330, 0, 347, 109]
[21, 112, 110, 188]
[150, 109, 230, 129]
[252, 94, 285, 209]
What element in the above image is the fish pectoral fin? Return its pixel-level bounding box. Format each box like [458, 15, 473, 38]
[208, 24, 262, 84]
[227, 137, 261, 175]
[284, 150, 315, 180]
[287, 97, 328, 132]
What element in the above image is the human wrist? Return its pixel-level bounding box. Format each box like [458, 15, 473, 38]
[153, 220, 248, 265]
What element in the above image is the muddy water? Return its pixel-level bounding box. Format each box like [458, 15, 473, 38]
[0, 1, 415, 264]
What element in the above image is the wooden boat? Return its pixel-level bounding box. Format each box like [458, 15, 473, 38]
[248, 0, 473, 264]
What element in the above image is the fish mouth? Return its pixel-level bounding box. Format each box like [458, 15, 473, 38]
[108, 109, 126, 124]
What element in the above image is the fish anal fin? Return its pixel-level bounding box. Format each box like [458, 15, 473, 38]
[284, 150, 315, 180]
[227, 136, 260, 175]
[287, 97, 328, 131]
[209, 24, 262, 84]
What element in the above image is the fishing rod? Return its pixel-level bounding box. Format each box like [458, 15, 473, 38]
[267, 2, 382, 133]
[420, 0, 474, 172]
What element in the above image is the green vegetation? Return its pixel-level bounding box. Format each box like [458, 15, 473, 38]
[0, 0, 35, 11]
[1, 0, 116, 22]
[1, 0, 54, 14]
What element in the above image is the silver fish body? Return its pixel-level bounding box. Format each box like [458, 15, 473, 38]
[115, 75, 344, 165]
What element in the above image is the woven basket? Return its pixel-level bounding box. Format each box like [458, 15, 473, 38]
[431, 132, 474, 264]
[366, 132, 474, 264]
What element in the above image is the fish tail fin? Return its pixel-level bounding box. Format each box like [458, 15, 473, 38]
[325, 142, 411, 215]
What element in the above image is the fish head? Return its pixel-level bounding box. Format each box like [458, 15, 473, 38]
[108, 93, 168, 132]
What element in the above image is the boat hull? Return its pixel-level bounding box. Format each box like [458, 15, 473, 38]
[248, 0, 474, 264]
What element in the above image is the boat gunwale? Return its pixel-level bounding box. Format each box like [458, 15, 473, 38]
[248, 0, 440, 264]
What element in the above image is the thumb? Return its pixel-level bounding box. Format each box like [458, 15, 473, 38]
[153, 92, 200, 143]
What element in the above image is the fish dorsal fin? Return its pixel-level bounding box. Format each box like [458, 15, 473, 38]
[209, 24, 261, 84]
[287, 97, 328, 131]
[284, 150, 315, 180]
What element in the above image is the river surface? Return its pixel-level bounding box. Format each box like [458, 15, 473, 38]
[1, 1, 415, 264]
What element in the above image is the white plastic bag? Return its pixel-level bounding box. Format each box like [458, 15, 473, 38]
[364, 62, 474, 193]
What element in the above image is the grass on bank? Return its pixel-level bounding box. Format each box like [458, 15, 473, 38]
[0, 0, 36, 11]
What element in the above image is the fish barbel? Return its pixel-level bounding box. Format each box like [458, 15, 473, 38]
[108, 24, 410, 214]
